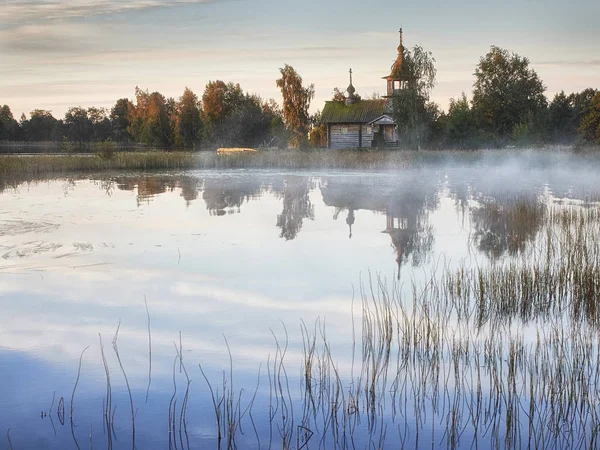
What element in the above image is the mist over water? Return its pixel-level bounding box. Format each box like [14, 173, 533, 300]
[1, 155, 600, 449]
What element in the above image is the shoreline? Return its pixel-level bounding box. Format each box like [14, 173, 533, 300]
[1, 147, 599, 179]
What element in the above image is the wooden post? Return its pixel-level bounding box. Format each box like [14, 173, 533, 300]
[359, 125, 362, 149]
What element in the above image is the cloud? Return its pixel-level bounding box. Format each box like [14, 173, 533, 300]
[533, 59, 600, 67]
[0, 0, 221, 23]
[0, 22, 104, 55]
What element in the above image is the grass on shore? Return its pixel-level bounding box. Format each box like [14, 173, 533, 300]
[2, 147, 600, 178]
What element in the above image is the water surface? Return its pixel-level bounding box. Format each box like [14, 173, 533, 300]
[1, 161, 599, 449]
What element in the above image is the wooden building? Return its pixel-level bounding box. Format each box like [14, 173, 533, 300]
[321, 29, 406, 149]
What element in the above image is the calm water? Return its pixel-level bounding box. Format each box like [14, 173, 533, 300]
[1, 161, 599, 449]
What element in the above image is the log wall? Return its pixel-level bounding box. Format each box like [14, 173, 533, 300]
[329, 124, 376, 149]
[329, 124, 360, 149]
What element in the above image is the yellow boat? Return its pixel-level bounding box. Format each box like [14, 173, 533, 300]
[216, 147, 258, 154]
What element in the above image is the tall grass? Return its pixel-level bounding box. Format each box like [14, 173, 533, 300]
[3, 148, 600, 180]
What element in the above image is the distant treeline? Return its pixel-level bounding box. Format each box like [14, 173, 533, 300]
[1, 48, 600, 150]
[356, 45, 600, 150]
[0, 84, 288, 150]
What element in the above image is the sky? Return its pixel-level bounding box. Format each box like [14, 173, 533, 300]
[1, 0, 599, 119]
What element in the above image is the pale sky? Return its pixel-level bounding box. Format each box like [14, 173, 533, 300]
[1, 0, 599, 119]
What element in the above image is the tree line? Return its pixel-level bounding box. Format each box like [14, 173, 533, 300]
[390, 45, 600, 149]
[0, 65, 312, 150]
[312, 45, 600, 149]
[1, 47, 599, 149]
[438, 46, 600, 149]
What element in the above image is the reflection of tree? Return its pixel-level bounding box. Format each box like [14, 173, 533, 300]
[99, 179, 115, 197]
[62, 178, 76, 197]
[386, 189, 436, 274]
[447, 172, 548, 260]
[111, 174, 262, 210]
[179, 177, 199, 206]
[320, 175, 437, 274]
[273, 177, 315, 240]
[202, 177, 263, 216]
[346, 209, 355, 239]
[471, 197, 546, 259]
[115, 176, 176, 206]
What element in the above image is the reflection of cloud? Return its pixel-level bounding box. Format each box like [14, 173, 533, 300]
[173, 282, 350, 315]
[0, 262, 356, 382]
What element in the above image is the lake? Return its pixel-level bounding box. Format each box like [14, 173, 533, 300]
[1, 157, 600, 449]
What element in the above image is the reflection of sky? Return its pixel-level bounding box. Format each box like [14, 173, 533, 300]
[1, 166, 600, 447]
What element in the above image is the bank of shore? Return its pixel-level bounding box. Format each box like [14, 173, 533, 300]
[1, 147, 598, 178]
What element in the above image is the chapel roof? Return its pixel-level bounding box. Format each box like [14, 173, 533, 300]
[321, 99, 387, 124]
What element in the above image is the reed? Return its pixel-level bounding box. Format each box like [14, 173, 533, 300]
[111, 321, 135, 450]
[3, 148, 600, 179]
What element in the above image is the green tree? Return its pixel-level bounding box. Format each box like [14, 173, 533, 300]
[261, 98, 288, 148]
[64, 107, 93, 144]
[276, 64, 315, 148]
[220, 94, 275, 147]
[0, 105, 20, 140]
[472, 46, 547, 143]
[110, 98, 133, 142]
[578, 92, 600, 144]
[21, 110, 58, 141]
[547, 91, 577, 143]
[176, 87, 203, 148]
[443, 93, 481, 148]
[87, 107, 111, 142]
[389, 45, 438, 149]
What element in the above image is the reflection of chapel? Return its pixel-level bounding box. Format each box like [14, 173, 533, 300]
[321, 29, 405, 149]
[385, 211, 412, 278]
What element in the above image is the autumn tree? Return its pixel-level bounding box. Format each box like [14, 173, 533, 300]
[166, 97, 179, 146]
[578, 92, 600, 144]
[472, 46, 547, 143]
[331, 87, 346, 102]
[308, 110, 327, 148]
[202, 81, 279, 147]
[128, 87, 173, 146]
[569, 88, 599, 141]
[276, 64, 315, 148]
[202, 80, 244, 143]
